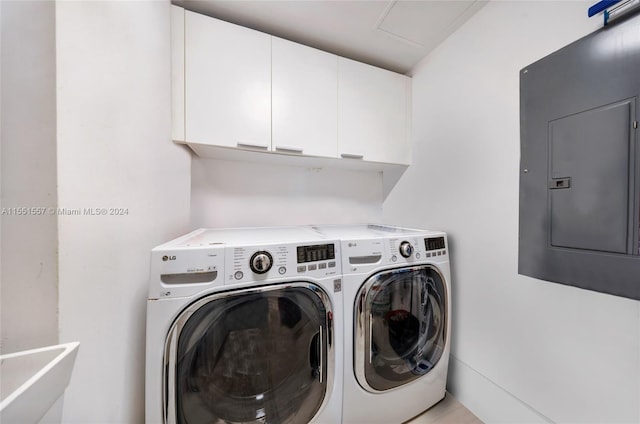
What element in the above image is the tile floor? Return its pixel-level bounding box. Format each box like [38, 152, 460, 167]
[405, 392, 483, 424]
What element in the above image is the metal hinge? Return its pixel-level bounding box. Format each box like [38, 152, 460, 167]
[634, 121, 638, 129]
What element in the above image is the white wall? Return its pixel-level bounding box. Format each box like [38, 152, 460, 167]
[384, 2, 640, 423]
[0, 0, 58, 354]
[55, 1, 191, 422]
[191, 158, 383, 227]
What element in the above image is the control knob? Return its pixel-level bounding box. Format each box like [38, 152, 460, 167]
[250, 251, 273, 274]
[399, 241, 414, 258]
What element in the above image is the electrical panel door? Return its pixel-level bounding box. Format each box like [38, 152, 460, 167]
[549, 100, 634, 254]
[519, 13, 640, 300]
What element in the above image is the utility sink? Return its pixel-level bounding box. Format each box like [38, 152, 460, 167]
[1, 342, 79, 424]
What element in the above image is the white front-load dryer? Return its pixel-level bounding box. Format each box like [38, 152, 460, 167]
[145, 227, 343, 424]
[315, 224, 452, 424]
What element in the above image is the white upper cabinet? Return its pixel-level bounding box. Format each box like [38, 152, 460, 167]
[184, 10, 271, 150]
[338, 57, 411, 165]
[272, 37, 338, 158]
[173, 7, 411, 168]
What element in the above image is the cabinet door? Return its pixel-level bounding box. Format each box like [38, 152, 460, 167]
[338, 58, 411, 165]
[185, 11, 271, 150]
[272, 37, 338, 158]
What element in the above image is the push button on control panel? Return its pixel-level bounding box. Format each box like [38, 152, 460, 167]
[234, 271, 243, 280]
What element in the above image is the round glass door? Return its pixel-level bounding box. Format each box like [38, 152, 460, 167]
[166, 284, 332, 424]
[354, 265, 447, 392]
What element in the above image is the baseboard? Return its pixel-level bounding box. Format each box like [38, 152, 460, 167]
[446, 354, 553, 423]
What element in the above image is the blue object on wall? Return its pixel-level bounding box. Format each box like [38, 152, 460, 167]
[588, 0, 622, 16]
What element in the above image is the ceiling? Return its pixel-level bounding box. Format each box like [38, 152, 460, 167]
[175, 0, 488, 75]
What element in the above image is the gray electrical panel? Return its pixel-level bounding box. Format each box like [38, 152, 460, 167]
[519, 12, 640, 300]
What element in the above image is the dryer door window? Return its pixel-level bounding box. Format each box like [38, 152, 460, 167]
[165, 283, 332, 424]
[354, 265, 447, 392]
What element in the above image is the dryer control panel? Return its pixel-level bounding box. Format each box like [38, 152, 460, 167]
[424, 236, 447, 258]
[385, 236, 448, 262]
[225, 241, 341, 284]
[342, 234, 448, 272]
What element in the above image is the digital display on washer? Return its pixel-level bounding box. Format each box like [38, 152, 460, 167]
[297, 244, 335, 263]
[425, 237, 446, 251]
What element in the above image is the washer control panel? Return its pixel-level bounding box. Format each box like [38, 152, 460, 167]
[149, 245, 225, 299]
[226, 241, 340, 284]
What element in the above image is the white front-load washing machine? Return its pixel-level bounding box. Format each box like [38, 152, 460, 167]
[315, 224, 451, 424]
[145, 227, 343, 424]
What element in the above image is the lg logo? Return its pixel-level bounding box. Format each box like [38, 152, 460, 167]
[162, 255, 177, 261]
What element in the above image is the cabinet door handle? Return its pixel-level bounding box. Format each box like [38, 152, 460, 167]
[237, 142, 269, 151]
[275, 145, 304, 154]
[341, 153, 364, 160]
